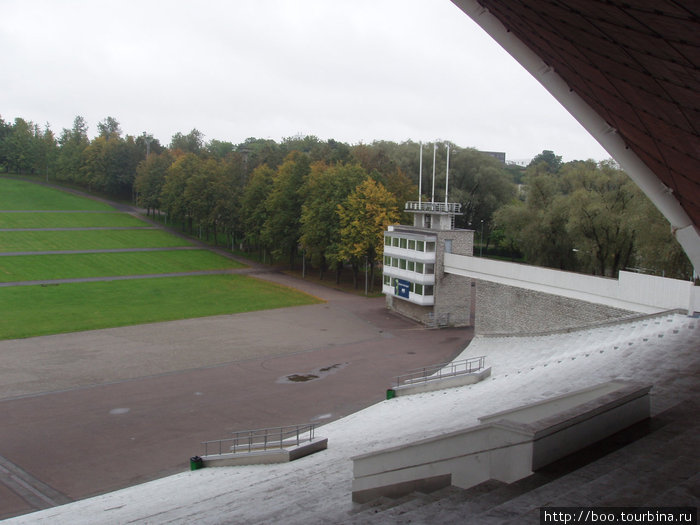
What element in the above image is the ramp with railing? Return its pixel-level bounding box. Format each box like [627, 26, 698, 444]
[387, 356, 491, 398]
[199, 423, 327, 467]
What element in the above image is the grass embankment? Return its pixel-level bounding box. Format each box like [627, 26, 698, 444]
[0, 275, 322, 340]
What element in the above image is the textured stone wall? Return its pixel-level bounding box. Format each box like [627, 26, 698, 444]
[433, 230, 474, 327]
[475, 280, 637, 335]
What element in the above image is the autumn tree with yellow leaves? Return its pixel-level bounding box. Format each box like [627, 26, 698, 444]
[337, 178, 400, 290]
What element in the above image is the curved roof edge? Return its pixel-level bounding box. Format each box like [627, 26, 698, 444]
[451, 0, 700, 271]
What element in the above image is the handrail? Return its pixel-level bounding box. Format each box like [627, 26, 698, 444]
[394, 356, 486, 388]
[202, 423, 316, 457]
[404, 201, 462, 214]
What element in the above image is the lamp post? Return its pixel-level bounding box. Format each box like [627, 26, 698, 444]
[364, 255, 368, 296]
[479, 220, 484, 257]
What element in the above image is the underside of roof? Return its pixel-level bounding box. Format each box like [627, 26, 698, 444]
[452, 0, 700, 268]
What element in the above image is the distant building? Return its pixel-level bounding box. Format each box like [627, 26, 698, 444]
[383, 201, 474, 328]
[479, 151, 506, 164]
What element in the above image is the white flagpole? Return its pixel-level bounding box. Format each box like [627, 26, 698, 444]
[418, 142, 423, 206]
[445, 143, 450, 206]
[431, 143, 437, 204]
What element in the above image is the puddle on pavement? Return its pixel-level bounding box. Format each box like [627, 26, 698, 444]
[286, 374, 319, 382]
[278, 362, 348, 384]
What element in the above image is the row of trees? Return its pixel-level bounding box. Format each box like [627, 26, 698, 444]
[492, 151, 692, 279]
[138, 149, 405, 287]
[0, 114, 691, 282]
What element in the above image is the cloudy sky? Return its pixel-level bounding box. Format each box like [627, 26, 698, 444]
[0, 0, 610, 163]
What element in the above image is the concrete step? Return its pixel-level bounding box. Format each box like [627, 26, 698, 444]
[344, 480, 506, 524]
[455, 407, 694, 523]
[344, 400, 697, 525]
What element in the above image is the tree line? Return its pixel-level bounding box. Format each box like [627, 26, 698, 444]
[0, 115, 691, 284]
[492, 151, 692, 279]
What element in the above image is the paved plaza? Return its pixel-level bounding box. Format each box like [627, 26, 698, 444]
[0, 270, 472, 519]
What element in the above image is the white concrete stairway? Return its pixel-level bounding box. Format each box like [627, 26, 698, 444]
[343, 400, 699, 524]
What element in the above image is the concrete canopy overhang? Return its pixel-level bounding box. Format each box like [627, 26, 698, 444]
[451, 0, 700, 270]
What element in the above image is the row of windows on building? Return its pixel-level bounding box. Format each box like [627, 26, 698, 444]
[383, 256, 435, 275]
[384, 236, 436, 253]
[383, 275, 435, 296]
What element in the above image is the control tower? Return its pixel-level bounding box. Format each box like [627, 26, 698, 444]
[382, 145, 474, 327]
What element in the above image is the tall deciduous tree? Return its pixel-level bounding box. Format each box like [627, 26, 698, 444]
[161, 153, 202, 230]
[56, 116, 89, 183]
[240, 164, 275, 253]
[337, 178, 400, 289]
[300, 162, 367, 280]
[170, 129, 204, 154]
[97, 116, 122, 140]
[135, 151, 173, 216]
[261, 151, 311, 267]
[3, 118, 34, 174]
[565, 160, 638, 276]
[36, 123, 58, 180]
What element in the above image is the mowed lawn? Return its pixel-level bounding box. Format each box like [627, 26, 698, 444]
[0, 178, 321, 339]
[0, 212, 150, 229]
[0, 250, 243, 282]
[0, 178, 115, 210]
[0, 229, 194, 252]
[0, 275, 322, 340]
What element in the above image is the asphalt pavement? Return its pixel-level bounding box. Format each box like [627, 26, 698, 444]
[0, 270, 472, 519]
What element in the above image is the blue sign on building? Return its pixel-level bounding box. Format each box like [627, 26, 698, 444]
[394, 278, 410, 299]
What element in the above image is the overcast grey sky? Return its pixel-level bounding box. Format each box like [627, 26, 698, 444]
[0, 0, 610, 163]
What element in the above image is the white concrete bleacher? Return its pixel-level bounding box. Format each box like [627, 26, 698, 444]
[7, 312, 698, 524]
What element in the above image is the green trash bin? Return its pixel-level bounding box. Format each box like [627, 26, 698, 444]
[190, 456, 203, 471]
[386, 388, 396, 400]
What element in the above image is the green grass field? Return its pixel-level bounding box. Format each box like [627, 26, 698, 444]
[0, 229, 194, 252]
[0, 275, 322, 340]
[0, 177, 322, 339]
[0, 250, 244, 282]
[0, 212, 150, 229]
[0, 177, 115, 210]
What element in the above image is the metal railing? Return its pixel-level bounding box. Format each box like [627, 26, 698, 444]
[202, 423, 317, 457]
[394, 356, 486, 388]
[405, 201, 462, 214]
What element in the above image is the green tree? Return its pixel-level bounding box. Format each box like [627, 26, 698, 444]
[0, 116, 11, 171]
[170, 129, 204, 154]
[447, 148, 515, 237]
[3, 118, 34, 174]
[209, 155, 246, 248]
[206, 139, 235, 159]
[261, 151, 311, 267]
[135, 151, 173, 216]
[565, 161, 639, 276]
[32, 123, 58, 181]
[337, 178, 400, 289]
[56, 116, 89, 183]
[240, 164, 275, 254]
[528, 149, 562, 174]
[97, 116, 122, 140]
[161, 153, 201, 230]
[631, 196, 693, 279]
[300, 162, 367, 280]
